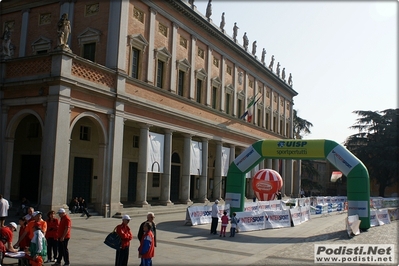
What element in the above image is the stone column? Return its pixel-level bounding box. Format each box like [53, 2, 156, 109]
[40, 85, 71, 211]
[108, 102, 125, 214]
[229, 144, 235, 163]
[220, 56, 225, 112]
[146, 8, 157, 84]
[198, 138, 209, 203]
[0, 105, 8, 194]
[181, 134, 192, 204]
[170, 23, 178, 93]
[19, 9, 30, 57]
[284, 159, 293, 197]
[160, 129, 173, 205]
[270, 90, 274, 131]
[266, 159, 272, 169]
[277, 94, 281, 134]
[232, 65, 238, 117]
[213, 141, 222, 200]
[293, 160, 302, 198]
[280, 159, 286, 196]
[96, 143, 107, 216]
[135, 124, 150, 206]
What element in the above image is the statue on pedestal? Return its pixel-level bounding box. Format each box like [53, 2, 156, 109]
[276, 62, 281, 78]
[261, 48, 266, 64]
[282, 68, 286, 81]
[243, 32, 249, 51]
[206, 0, 212, 21]
[269, 55, 275, 71]
[233, 22, 239, 42]
[56, 13, 71, 51]
[288, 73, 293, 86]
[1, 26, 11, 57]
[252, 41, 257, 56]
[220, 12, 225, 32]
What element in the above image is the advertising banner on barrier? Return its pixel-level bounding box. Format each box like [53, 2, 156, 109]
[264, 209, 291, 229]
[187, 204, 230, 225]
[300, 206, 311, 223]
[268, 200, 281, 210]
[370, 209, 379, 227]
[244, 202, 259, 212]
[376, 208, 390, 226]
[235, 211, 265, 232]
[290, 207, 301, 226]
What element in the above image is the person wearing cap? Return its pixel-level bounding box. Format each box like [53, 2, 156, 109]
[0, 222, 19, 264]
[52, 208, 71, 266]
[115, 214, 133, 266]
[210, 200, 220, 235]
[16, 211, 47, 248]
[137, 212, 156, 247]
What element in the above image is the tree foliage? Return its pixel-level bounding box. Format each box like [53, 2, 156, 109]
[293, 109, 313, 139]
[344, 109, 399, 197]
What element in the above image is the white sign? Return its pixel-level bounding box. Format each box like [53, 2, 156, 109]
[225, 193, 241, 208]
[234, 145, 261, 173]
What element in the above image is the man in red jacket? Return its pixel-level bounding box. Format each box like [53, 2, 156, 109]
[138, 222, 155, 266]
[115, 215, 133, 266]
[0, 222, 18, 265]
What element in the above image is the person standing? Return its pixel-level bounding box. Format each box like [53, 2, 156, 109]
[51, 208, 71, 266]
[115, 215, 133, 266]
[137, 212, 156, 247]
[45, 211, 59, 263]
[220, 211, 228, 237]
[138, 222, 155, 266]
[0, 194, 10, 227]
[210, 200, 219, 235]
[25, 223, 47, 266]
[229, 212, 238, 237]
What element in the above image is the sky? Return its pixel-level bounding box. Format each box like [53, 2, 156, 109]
[194, 1, 397, 144]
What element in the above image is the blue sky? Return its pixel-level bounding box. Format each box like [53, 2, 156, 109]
[194, 1, 397, 144]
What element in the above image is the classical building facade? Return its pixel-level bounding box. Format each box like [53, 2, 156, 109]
[0, 0, 298, 216]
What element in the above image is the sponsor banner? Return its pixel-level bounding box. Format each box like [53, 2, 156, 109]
[235, 211, 266, 232]
[257, 201, 270, 211]
[348, 200, 368, 218]
[187, 204, 230, 226]
[225, 192, 241, 208]
[382, 198, 399, 208]
[290, 207, 302, 226]
[298, 197, 310, 207]
[388, 208, 399, 221]
[370, 209, 379, 227]
[267, 200, 282, 210]
[261, 139, 325, 159]
[234, 145, 261, 173]
[244, 202, 259, 212]
[376, 209, 390, 226]
[264, 209, 291, 229]
[315, 244, 395, 264]
[370, 197, 384, 209]
[300, 206, 311, 223]
[326, 145, 360, 176]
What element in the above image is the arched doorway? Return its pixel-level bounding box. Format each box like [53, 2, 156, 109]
[226, 139, 371, 230]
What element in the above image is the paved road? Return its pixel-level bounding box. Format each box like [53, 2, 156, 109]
[3, 209, 398, 265]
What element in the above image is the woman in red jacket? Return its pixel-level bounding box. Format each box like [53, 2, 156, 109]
[45, 210, 59, 263]
[115, 215, 132, 266]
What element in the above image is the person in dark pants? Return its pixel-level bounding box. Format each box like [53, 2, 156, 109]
[45, 210, 59, 263]
[51, 208, 71, 266]
[210, 200, 219, 235]
[115, 215, 132, 266]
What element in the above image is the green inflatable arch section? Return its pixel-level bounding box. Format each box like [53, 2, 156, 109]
[225, 139, 371, 230]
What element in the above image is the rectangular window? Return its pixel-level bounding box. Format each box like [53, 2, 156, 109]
[133, 136, 139, 148]
[132, 48, 139, 79]
[266, 113, 269, 130]
[152, 173, 160, 187]
[212, 87, 217, 109]
[178, 70, 184, 96]
[80, 126, 91, 141]
[238, 99, 242, 118]
[225, 93, 231, 115]
[273, 117, 277, 132]
[196, 79, 202, 103]
[83, 42, 96, 62]
[157, 60, 164, 88]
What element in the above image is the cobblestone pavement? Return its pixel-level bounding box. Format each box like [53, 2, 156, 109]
[3, 209, 398, 266]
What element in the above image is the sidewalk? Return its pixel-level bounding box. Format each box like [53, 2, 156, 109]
[3, 208, 398, 265]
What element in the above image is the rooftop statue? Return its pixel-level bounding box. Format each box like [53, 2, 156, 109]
[288, 73, 293, 86]
[206, 0, 212, 21]
[276, 62, 280, 78]
[269, 55, 275, 71]
[56, 13, 71, 51]
[261, 48, 266, 64]
[233, 22, 239, 42]
[220, 12, 225, 32]
[252, 41, 257, 56]
[282, 68, 286, 81]
[243, 32, 249, 51]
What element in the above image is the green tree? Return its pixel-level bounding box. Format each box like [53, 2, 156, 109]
[293, 109, 313, 139]
[345, 109, 399, 197]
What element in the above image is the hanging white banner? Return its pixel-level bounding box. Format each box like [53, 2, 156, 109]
[147, 132, 164, 173]
[221, 147, 230, 176]
[190, 140, 202, 175]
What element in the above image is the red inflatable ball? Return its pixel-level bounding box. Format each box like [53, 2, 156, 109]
[252, 169, 283, 201]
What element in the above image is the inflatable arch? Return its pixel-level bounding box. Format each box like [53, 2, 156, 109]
[225, 139, 371, 230]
